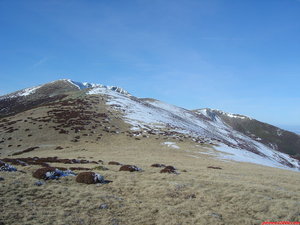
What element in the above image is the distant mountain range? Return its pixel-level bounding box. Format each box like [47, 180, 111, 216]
[0, 79, 299, 171]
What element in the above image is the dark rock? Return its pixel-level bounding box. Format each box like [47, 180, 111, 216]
[99, 204, 109, 209]
[211, 212, 222, 220]
[0, 160, 17, 172]
[0, 177, 4, 181]
[101, 180, 113, 184]
[119, 165, 142, 172]
[34, 180, 45, 186]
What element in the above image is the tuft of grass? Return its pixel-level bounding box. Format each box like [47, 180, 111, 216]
[93, 165, 109, 171]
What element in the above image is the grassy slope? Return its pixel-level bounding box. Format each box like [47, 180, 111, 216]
[0, 94, 300, 225]
[1, 137, 300, 225]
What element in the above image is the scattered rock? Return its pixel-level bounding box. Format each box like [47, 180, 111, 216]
[108, 161, 122, 165]
[99, 204, 109, 209]
[0, 160, 17, 172]
[207, 166, 222, 170]
[119, 165, 142, 172]
[211, 212, 223, 220]
[111, 218, 120, 225]
[0, 158, 28, 166]
[76, 172, 107, 184]
[33, 167, 76, 180]
[185, 193, 196, 199]
[0, 177, 4, 181]
[160, 165, 178, 174]
[100, 195, 124, 202]
[34, 180, 45, 186]
[151, 163, 166, 168]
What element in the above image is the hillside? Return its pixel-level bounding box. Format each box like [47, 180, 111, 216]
[195, 109, 300, 158]
[0, 79, 299, 170]
[0, 79, 300, 225]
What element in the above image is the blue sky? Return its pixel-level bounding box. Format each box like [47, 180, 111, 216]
[0, 0, 300, 127]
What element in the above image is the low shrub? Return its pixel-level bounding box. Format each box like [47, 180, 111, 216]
[76, 172, 105, 184]
[160, 165, 178, 174]
[119, 165, 142, 172]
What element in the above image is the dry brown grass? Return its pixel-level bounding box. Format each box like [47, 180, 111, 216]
[0, 95, 300, 224]
[1, 135, 300, 225]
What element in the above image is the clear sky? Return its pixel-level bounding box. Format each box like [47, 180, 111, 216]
[0, 0, 299, 127]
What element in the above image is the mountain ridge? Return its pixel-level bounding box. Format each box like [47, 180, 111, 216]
[0, 79, 299, 171]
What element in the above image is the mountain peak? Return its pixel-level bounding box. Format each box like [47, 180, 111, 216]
[52, 79, 131, 96]
[0, 79, 131, 99]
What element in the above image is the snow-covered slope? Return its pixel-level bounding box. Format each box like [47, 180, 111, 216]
[0, 85, 42, 100]
[198, 108, 252, 120]
[86, 88, 300, 171]
[65, 79, 130, 95]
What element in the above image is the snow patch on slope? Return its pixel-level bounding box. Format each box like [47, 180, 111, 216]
[163, 142, 180, 149]
[84, 83, 130, 96]
[197, 108, 252, 120]
[18, 86, 42, 96]
[147, 100, 209, 130]
[64, 79, 99, 89]
[211, 143, 299, 171]
[0, 85, 42, 100]
[88, 89, 207, 134]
